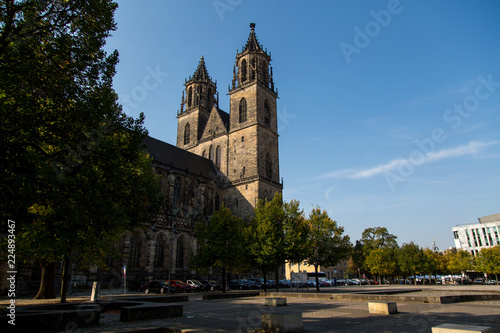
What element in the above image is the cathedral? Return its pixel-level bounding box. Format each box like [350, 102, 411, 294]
[0, 23, 284, 295]
[110, 23, 283, 283]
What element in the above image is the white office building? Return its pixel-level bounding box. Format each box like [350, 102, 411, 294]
[452, 213, 500, 255]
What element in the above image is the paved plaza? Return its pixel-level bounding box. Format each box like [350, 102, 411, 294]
[3, 285, 500, 332]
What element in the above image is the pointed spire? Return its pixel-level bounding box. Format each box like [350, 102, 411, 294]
[192, 55, 210, 81]
[243, 22, 263, 52]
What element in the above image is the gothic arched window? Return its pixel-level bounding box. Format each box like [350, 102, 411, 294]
[188, 184, 195, 206]
[187, 87, 192, 107]
[239, 98, 247, 123]
[264, 100, 271, 127]
[215, 193, 220, 211]
[209, 145, 213, 161]
[129, 235, 141, 267]
[173, 179, 180, 209]
[250, 57, 256, 81]
[184, 123, 190, 145]
[176, 237, 185, 268]
[215, 146, 221, 168]
[154, 234, 165, 269]
[196, 85, 202, 106]
[241, 59, 247, 83]
[266, 153, 272, 179]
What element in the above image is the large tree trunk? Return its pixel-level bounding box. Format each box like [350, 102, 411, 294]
[221, 267, 227, 294]
[263, 270, 267, 292]
[315, 264, 320, 292]
[275, 267, 279, 291]
[34, 261, 56, 299]
[60, 257, 71, 303]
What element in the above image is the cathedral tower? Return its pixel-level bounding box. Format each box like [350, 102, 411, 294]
[227, 23, 282, 216]
[176, 56, 217, 150]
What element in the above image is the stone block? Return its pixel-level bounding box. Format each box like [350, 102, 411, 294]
[262, 312, 302, 333]
[431, 324, 493, 333]
[368, 301, 398, 315]
[265, 297, 287, 306]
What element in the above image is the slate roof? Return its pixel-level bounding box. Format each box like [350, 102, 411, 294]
[243, 23, 264, 52]
[142, 136, 218, 180]
[191, 56, 210, 81]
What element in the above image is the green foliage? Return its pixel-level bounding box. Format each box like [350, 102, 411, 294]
[248, 193, 310, 288]
[447, 250, 474, 274]
[475, 245, 500, 278]
[358, 227, 398, 273]
[0, 0, 161, 298]
[421, 248, 437, 278]
[397, 242, 423, 278]
[282, 199, 309, 264]
[365, 247, 396, 277]
[192, 204, 247, 274]
[249, 193, 287, 274]
[305, 207, 352, 288]
[361, 227, 398, 254]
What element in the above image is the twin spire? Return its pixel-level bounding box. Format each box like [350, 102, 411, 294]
[189, 55, 211, 82]
[243, 22, 263, 52]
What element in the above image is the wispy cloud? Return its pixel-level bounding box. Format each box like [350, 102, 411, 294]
[322, 140, 500, 180]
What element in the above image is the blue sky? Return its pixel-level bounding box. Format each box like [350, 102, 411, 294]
[105, 0, 500, 250]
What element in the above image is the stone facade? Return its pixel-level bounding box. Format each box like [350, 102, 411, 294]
[111, 23, 283, 284]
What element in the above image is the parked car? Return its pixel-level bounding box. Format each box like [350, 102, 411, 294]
[246, 278, 264, 288]
[279, 279, 292, 288]
[186, 279, 205, 291]
[143, 280, 169, 294]
[228, 280, 252, 290]
[169, 280, 192, 293]
[209, 280, 223, 290]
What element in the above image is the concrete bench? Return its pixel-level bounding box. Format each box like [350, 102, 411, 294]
[368, 301, 398, 315]
[265, 297, 287, 306]
[262, 312, 302, 333]
[119, 303, 183, 322]
[432, 324, 493, 333]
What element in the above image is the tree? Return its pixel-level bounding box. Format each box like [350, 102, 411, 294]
[1, 0, 161, 301]
[249, 193, 309, 291]
[421, 248, 437, 285]
[282, 199, 309, 266]
[448, 250, 474, 284]
[250, 193, 287, 291]
[305, 207, 352, 292]
[192, 204, 247, 293]
[475, 246, 500, 285]
[397, 242, 423, 285]
[359, 227, 398, 275]
[366, 247, 396, 284]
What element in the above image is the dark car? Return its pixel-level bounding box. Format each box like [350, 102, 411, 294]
[209, 280, 222, 291]
[228, 280, 250, 290]
[143, 280, 168, 294]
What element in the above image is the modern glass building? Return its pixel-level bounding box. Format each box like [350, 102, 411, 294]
[452, 213, 500, 255]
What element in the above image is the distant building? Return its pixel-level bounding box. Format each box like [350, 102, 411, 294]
[452, 213, 500, 255]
